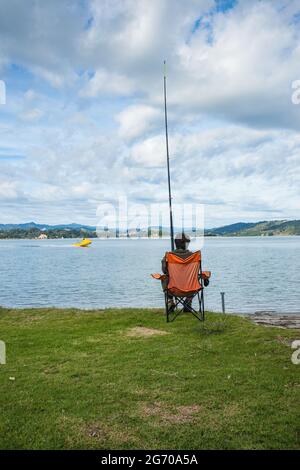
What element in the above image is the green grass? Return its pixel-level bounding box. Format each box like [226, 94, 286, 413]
[0, 307, 299, 450]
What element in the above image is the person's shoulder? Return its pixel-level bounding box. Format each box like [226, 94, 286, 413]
[186, 250, 195, 257]
[173, 249, 194, 258]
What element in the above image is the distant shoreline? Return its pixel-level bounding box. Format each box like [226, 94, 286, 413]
[1, 219, 299, 238]
[0, 234, 299, 241]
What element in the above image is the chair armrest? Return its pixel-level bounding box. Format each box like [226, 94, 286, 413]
[151, 273, 167, 281]
[201, 271, 211, 280]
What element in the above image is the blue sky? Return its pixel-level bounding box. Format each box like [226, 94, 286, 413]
[0, 0, 300, 227]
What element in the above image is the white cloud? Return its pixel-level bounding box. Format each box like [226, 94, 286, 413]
[20, 108, 44, 121]
[127, 124, 300, 224]
[84, 0, 213, 67]
[80, 69, 135, 97]
[0, 180, 21, 200]
[116, 105, 161, 140]
[0, 0, 86, 86]
[130, 135, 165, 167]
[161, 1, 300, 130]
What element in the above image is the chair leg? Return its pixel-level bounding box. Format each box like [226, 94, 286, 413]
[201, 289, 205, 321]
[165, 292, 169, 323]
[164, 292, 205, 323]
[175, 296, 202, 321]
[197, 291, 205, 322]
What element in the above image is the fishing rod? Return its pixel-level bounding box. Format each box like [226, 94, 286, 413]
[163, 60, 175, 251]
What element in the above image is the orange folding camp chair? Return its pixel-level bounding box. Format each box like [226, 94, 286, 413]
[152, 251, 211, 322]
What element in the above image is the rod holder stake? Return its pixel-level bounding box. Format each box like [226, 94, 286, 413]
[220, 292, 226, 314]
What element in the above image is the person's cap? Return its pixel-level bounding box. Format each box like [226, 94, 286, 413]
[175, 232, 190, 243]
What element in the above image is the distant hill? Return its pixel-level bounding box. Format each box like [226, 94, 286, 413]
[205, 222, 256, 235]
[205, 220, 300, 236]
[0, 222, 96, 231]
[0, 222, 98, 240]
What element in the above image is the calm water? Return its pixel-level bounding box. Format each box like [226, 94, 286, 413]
[0, 237, 299, 314]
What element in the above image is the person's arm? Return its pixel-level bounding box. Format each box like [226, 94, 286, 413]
[162, 253, 168, 274]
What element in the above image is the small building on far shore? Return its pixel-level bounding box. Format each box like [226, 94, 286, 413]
[37, 233, 48, 239]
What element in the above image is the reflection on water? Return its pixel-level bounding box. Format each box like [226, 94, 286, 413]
[0, 237, 299, 314]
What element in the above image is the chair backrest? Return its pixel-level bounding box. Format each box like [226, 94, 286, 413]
[166, 251, 201, 294]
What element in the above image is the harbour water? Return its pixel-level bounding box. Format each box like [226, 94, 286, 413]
[0, 236, 299, 314]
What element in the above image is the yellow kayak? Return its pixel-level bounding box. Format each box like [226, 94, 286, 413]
[73, 238, 92, 247]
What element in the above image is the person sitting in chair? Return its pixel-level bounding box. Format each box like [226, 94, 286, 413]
[161, 232, 193, 312]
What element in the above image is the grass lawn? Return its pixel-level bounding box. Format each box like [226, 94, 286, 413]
[0, 307, 299, 450]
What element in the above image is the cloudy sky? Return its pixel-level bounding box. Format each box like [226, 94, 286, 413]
[0, 0, 300, 228]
